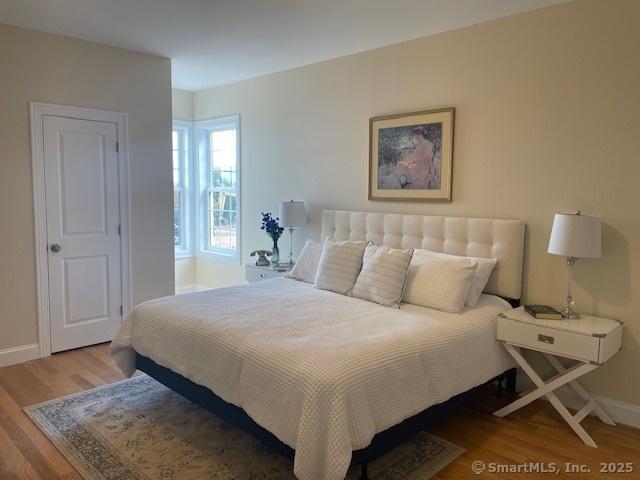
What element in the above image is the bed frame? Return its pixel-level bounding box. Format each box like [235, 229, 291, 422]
[320, 210, 525, 302]
[136, 354, 517, 479]
[138, 210, 525, 479]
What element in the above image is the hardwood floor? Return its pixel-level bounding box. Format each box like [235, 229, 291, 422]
[1, 344, 639, 479]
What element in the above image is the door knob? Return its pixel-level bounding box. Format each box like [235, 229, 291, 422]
[50, 243, 61, 252]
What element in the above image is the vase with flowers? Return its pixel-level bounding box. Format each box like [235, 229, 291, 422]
[260, 212, 284, 265]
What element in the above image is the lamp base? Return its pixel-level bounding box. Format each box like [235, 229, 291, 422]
[561, 258, 580, 319]
[561, 308, 580, 320]
[287, 227, 295, 267]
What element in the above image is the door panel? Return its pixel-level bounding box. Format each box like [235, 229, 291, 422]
[63, 255, 109, 325]
[59, 132, 108, 235]
[43, 116, 122, 353]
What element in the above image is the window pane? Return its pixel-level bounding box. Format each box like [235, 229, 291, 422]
[172, 130, 179, 150]
[173, 124, 193, 256]
[208, 190, 221, 210]
[173, 190, 182, 247]
[210, 158, 236, 187]
[225, 193, 237, 211]
[209, 129, 237, 190]
[206, 192, 237, 252]
[210, 130, 236, 151]
[210, 167, 222, 188]
[210, 221, 236, 251]
[222, 169, 233, 188]
[173, 150, 180, 171]
[223, 192, 235, 212]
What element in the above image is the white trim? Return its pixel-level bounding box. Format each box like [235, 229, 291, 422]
[175, 284, 205, 294]
[516, 371, 640, 429]
[175, 284, 197, 295]
[30, 102, 132, 358]
[0, 344, 40, 368]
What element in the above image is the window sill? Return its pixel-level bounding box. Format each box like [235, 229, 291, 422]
[175, 251, 194, 260]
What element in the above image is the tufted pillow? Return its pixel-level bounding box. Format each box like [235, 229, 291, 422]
[403, 254, 477, 313]
[352, 244, 413, 308]
[414, 249, 497, 308]
[314, 238, 367, 295]
[286, 239, 323, 284]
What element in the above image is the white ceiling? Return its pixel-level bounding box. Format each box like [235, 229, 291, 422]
[0, 0, 566, 91]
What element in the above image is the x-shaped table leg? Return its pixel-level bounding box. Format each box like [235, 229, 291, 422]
[493, 343, 600, 447]
[542, 353, 615, 426]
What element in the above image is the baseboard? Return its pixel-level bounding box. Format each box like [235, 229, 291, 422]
[176, 284, 211, 294]
[516, 371, 640, 429]
[0, 343, 41, 368]
[175, 284, 199, 294]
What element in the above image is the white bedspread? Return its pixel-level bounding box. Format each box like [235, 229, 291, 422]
[110, 278, 513, 480]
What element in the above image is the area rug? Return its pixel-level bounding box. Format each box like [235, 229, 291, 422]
[25, 375, 463, 480]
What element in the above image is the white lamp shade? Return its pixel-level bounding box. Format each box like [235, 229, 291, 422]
[548, 213, 601, 258]
[279, 200, 307, 227]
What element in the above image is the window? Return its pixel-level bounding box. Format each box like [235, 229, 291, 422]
[172, 122, 193, 257]
[171, 116, 240, 262]
[196, 116, 240, 262]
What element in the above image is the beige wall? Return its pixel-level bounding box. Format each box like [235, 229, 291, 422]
[172, 88, 194, 121]
[175, 257, 196, 291]
[195, 258, 245, 289]
[0, 24, 174, 351]
[175, 256, 245, 292]
[192, 0, 640, 406]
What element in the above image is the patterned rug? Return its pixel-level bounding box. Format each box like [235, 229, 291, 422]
[25, 375, 463, 479]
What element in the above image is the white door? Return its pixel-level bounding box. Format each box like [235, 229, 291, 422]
[43, 116, 123, 353]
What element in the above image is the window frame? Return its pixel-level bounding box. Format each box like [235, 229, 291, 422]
[172, 121, 194, 258]
[195, 115, 241, 264]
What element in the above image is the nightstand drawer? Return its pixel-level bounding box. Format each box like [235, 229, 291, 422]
[498, 317, 600, 363]
[252, 270, 271, 281]
[245, 265, 290, 283]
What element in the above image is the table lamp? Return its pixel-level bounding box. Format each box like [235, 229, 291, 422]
[279, 200, 307, 266]
[547, 211, 601, 319]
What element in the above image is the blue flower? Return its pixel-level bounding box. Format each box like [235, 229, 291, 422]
[260, 212, 284, 239]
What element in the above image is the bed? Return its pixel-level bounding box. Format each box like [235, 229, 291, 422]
[110, 210, 525, 480]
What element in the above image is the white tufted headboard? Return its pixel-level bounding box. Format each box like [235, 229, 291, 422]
[321, 210, 525, 300]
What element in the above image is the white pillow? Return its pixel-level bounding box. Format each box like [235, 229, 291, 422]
[413, 249, 497, 308]
[286, 239, 323, 284]
[314, 238, 368, 295]
[352, 244, 413, 308]
[403, 254, 477, 313]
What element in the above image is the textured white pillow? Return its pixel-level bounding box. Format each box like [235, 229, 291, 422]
[285, 239, 323, 284]
[403, 254, 477, 313]
[314, 239, 367, 295]
[413, 249, 497, 308]
[352, 244, 413, 308]
[464, 257, 497, 307]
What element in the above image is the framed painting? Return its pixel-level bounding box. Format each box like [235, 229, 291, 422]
[369, 107, 454, 202]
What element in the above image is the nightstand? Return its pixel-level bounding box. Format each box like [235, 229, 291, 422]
[493, 306, 623, 447]
[245, 264, 291, 283]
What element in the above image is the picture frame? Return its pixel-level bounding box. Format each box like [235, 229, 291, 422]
[369, 107, 455, 202]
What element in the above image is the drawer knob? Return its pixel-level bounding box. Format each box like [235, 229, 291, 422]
[538, 334, 555, 345]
